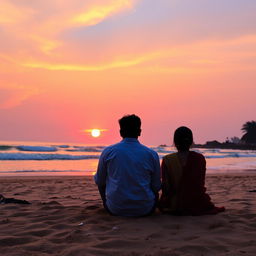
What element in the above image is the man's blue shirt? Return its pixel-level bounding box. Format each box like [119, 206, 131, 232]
[94, 138, 161, 217]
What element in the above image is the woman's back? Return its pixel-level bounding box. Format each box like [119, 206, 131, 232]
[160, 151, 215, 215]
[159, 126, 225, 215]
[176, 151, 214, 213]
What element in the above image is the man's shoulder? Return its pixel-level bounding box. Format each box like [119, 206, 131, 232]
[102, 141, 129, 154]
[139, 143, 159, 157]
[103, 141, 158, 158]
[102, 142, 120, 152]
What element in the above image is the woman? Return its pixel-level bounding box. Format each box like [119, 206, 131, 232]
[159, 126, 225, 215]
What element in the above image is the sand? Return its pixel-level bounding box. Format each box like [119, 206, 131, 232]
[0, 174, 256, 256]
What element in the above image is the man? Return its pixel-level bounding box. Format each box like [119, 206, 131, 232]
[94, 114, 161, 217]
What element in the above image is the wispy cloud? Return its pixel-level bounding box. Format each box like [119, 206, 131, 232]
[29, 35, 62, 55]
[19, 34, 256, 73]
[0, 0, 32, 24]
[70, 0, 133, 27]
[1, 1, 255, 76]
[33, 0, 136, 53]
[0, 85, 40, 109]
[21, 51, 162, 71]
[0, 0, 138, 56]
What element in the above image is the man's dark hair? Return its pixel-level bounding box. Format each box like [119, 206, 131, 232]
[174, 126, 193, 151]
[119, 114, 141, 138]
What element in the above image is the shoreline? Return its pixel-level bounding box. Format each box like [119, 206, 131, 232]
[194, 143, 256, 151]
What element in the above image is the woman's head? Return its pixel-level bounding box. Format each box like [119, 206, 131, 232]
[174, 126, 193, 151]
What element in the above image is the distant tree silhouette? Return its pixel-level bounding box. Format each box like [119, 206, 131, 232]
[241, 121, 256, 144]
[229, 136, 241, 144]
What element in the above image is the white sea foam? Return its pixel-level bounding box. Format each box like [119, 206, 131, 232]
[0, 153, 99, 160]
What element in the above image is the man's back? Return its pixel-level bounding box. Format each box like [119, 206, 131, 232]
[94, 138, 161, 217]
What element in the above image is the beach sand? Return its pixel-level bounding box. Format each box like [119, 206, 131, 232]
[0, 174, 256, 256]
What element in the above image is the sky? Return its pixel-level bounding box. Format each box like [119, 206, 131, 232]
[0, 0, 256, 145]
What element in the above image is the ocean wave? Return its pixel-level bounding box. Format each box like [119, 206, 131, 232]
[150, 147, 173, 154]
[201, 149, 221, 153]
[66, 146, 103, 152]
[0, 145, 13, 151]
[17, 146, 58, 152]
[0, 153, 99, 160]
[1, 152, 256, 161]
[57, 145, 70, 148]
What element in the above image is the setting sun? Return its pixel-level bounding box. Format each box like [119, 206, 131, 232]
[84, 128, 107, 138]
[91, 129, 101, 137]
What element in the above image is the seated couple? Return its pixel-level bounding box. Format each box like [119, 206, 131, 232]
[94, 114, 225, 217]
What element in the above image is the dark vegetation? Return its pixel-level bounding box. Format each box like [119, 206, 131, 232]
[195, 120, 256, 150]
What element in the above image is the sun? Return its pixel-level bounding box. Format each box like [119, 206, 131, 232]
[84, 128, 107, 138]
[91, 129, 101, 137]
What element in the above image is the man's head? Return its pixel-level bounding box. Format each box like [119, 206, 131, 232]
[119, 114, 141, 138]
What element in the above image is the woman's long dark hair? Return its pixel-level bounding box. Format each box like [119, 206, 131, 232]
[174, 126, 193, 151]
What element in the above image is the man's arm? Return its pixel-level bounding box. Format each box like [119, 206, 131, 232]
[161, 158, 170, 196]
[97, 185, 106, 207]
[94, 150, 108, 206]
[151, 152, 161, 194]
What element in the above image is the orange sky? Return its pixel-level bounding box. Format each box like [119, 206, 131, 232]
[0, 0, 256, 145]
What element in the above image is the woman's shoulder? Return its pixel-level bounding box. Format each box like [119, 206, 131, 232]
[163, 152, 177, 161]
[190, 151, 205, 161]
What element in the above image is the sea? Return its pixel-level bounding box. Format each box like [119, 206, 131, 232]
[1, 141, 256, 176]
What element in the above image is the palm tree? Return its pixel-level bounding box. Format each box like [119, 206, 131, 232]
[241, 121, 256, 144]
